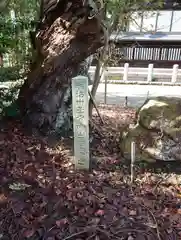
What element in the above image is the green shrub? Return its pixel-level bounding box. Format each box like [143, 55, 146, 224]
[0, 82, 22, 118]
[0, 66, 23, 82]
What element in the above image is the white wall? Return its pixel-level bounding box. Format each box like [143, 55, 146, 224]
[129, 10, 181, 32]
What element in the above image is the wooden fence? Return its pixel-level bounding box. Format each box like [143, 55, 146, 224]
[89, 63, 181, 85]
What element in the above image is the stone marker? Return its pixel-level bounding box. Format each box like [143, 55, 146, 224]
[72, 76, 89, 170]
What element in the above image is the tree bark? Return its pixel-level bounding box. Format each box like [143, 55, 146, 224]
[18, 0, 103, 135]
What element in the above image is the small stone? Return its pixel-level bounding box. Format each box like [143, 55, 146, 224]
[129, 210, 137, 216]
[127, 236, 134, 240]
[167, 229, 173, 234]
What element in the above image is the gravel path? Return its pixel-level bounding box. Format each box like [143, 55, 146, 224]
[92, 84, 181, 107]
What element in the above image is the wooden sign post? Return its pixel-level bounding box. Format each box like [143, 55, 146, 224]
[72, 76, 89, 170]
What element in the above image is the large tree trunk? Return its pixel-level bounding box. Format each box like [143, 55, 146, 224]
[18, 0, 103, 135]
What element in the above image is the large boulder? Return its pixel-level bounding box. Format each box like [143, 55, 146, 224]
[120, 97, 181, 162]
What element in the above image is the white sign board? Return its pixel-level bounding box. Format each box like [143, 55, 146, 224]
[72, 76, 89, 170]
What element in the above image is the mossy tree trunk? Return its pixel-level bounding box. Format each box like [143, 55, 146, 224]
[18, 0, 103, 135]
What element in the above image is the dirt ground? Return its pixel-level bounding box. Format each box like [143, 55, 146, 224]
[0, 104, 181, 240]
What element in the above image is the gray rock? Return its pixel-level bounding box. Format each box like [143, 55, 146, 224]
[120, 97, 181, 162]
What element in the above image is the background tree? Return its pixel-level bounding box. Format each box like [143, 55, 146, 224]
[0, 0, 39, 75]
[89, 0, 164, 118]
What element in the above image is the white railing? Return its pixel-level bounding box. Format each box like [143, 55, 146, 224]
[89, 63, 181, 85]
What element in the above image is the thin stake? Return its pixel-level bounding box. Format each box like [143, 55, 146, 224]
[124, 96, 128, 107]
[147, 91, 149, 100]
[131, 141, 136, 184]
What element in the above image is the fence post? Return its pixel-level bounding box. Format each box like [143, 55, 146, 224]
[147, 64, 154, 82]
[123, 63, 129, 82]
[72, 75, 89, 170]
[171, 64, 179, 83]
[104, 69, 108, 104]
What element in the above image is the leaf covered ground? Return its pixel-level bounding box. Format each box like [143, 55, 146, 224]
[0, 104, 181, 240]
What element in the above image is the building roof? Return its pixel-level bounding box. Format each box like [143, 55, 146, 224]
[110, 32, 181, 42]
